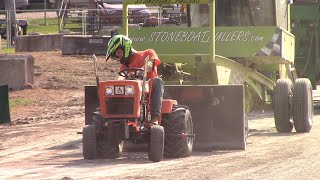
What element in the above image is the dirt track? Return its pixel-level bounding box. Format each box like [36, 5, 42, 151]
[1, 52, 320, 179]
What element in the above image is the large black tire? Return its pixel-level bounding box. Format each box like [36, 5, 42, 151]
[92, 114, 124, 159]
[273, 79, 293, 132]
[97, 139, 123, 159]
[293, 78, 313, 132]
[148, 125, 164, 162]
[162, 107, 193, 158]
[83, 125, 97, 159]
[97, 123, 123, 159]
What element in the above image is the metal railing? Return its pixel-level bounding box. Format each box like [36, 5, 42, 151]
[0, 9, 59, 48]
[0, 4, 186, 49]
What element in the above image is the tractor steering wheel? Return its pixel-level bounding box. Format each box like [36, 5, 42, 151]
[118, 68, 144, 80]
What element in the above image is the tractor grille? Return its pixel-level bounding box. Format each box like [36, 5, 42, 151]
[105, 97, 134, 115]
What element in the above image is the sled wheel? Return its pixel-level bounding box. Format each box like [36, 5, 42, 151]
[148, 125, 164, 162]
[83, 125, 97, 159]
[293, 78, 313, 132]
[273, 79, 293, 132]
[162, 107, 193, 158]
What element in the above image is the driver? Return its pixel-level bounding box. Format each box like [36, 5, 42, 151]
[106, 34, 164, 126]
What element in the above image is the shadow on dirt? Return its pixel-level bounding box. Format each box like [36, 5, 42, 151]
[45, 142, 153, 167]
[48, 139, 82, 150]
[249, 128, 304, 137]
[247, 110, 274, 120]
[46, 150, 232, 169]
[248, 107, 320, 119]
[44, 138, 233, 168]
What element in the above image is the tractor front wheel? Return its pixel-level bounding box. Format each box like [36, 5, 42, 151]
[148, 125, 164, 162]
[82, 125, 97, 159]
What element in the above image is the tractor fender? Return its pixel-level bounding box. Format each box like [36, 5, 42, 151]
[161, 99, 177, 113]
[85, 85, 99, 125]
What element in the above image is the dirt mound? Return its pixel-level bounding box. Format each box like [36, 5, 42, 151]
[8, 51, 119, 123]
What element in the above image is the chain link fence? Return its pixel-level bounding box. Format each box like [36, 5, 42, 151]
[0, 2, 186, 50]
[0, 8, 59, 49]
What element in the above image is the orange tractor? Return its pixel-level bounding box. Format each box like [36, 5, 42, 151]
[83, 55, 194, 162]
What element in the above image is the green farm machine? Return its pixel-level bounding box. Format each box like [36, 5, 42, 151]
[85, 0, 314, 154]
[291, 0, 320, 89]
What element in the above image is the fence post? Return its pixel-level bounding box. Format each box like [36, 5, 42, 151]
[44, 0, 48, 25]
[0, 84, 11, 124]
[0, 35, 2, 54]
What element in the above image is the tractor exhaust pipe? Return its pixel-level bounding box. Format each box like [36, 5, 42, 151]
[92, 54, 100, 88]
[92, 54, 100, 100]
[141, 55, 149, 103]
[84, 55, 101, 125]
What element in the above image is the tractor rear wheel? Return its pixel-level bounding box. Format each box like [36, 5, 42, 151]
[274, 79, 293, 132]
[98, 122, 124, 159]
[148, 125, 164, 162]
[83, 125, 97, 159]
[162, 107, 193, 158]
[97, 137, 123, 159]
[293, 78, 313, 132]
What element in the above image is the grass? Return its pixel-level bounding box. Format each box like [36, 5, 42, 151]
[1, 16, 79, 51]
[9, 98, 33, 109]
[1, 18, 59, 51]
[1, 48, 15, 53]
[2, 16, 83, 36]
[27, 18, 59, 34]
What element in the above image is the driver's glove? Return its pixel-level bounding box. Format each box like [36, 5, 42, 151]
[136, 70, 143, 77]
[146, 60, 154, 72]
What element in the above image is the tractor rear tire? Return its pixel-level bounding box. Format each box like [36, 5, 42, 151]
[98, 138, 123, 159]
[98, 122, 124, 159]
[83, 125, 97, 159]
[293, 78, 313, 132]
[162, 107, 193, 158]
[148, 125, 164, 162]
[274, 79, 293, 132]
